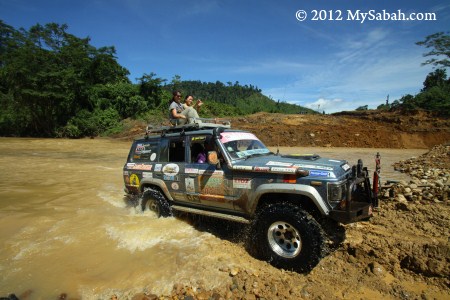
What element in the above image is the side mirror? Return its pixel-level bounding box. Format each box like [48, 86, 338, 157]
[207, 151, 220, 167]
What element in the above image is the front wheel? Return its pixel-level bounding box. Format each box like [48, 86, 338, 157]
[140, 188, 172, 218]
[252, 204, 327, 273]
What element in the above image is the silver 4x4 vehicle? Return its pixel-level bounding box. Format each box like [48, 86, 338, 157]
[123, 122, 376, 272]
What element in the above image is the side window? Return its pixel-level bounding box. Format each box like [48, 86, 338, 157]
[163, 137, 185, 163]
[189, 135, 207, 163]
[130, 141, 159, 162]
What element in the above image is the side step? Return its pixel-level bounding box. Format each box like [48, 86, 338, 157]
[171, 205, 251, 224]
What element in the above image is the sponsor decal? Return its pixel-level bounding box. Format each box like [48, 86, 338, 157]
[150, 153, 157, 161]
[270, 167, 297, 174]
[129, 174, 140, 187]
[254, 166, 270, 172]
[199, 175, 224, 195]
[233, 178, 252, 189]
[130, 164, 152, 170]
[135, 144, 146, 154]
[342, 164, 351, 171]
[123, 171, 129, 175]
[154, 164, 162, 172]
[185, 178, 195, 193]
[142, 172, 153, 178]
[233, 165, 253, 171]
[171, 182, 179, 190]
[199, 170, 224, 175]
[163, 175, 179, 181]
[186, 194, 200, 203]
[191, 136, 206, 141]
[163, 164, 179, 176]
[126, 163, 135, 168]
[294, 164, 333, 171]
[309, 170, 335, 177]
[185, 168, 199, 174]
[266, 161, 293, 167]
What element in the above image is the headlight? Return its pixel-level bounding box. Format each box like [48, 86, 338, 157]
[327, 181, 347, 205]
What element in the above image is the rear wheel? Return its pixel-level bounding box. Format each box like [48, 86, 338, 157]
[252, 203, 326, 273]
[140, 188, 171, 218]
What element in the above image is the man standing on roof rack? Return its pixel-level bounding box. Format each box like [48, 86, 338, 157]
[168, 91, 201, 125]
[183, 95, 203, 112]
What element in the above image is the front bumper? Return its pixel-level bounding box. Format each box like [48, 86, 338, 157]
[329, 165, 375, 223]
[329, 202, 372, 223]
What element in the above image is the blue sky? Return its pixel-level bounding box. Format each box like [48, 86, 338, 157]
[1, 0, 449, 113]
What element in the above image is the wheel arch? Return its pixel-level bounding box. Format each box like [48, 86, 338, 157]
[251, 184, 330, 220]
[139, 178, 173, 201]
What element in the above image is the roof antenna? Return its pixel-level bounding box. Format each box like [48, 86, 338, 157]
[276, 135, 280, 155]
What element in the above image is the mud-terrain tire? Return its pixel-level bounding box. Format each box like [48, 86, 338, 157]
[252, 203, 327, 273]
[140, 188, 172, 218]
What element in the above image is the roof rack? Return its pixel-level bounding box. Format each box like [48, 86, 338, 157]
[145, 118, 231, 136]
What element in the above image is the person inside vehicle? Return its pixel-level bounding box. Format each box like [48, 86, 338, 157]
[168, 91, 201, 125]
[191, 143, 206, 163]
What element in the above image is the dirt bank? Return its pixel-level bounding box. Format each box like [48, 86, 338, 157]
[231, 110, 450, 149]
[115, 110, 450, 149]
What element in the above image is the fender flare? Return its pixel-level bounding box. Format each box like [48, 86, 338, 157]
[139, 177, 173, 201]
[250, 183, 330, 216]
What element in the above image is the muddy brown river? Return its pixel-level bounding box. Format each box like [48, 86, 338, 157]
[0, 138, 427, 299]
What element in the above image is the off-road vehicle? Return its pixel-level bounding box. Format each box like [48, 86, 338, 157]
[123, 121, 376, 272]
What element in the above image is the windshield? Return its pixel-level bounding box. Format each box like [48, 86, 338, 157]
[220, 132, 271, 159]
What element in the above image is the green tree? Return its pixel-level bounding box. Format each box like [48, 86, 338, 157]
[0, 21, 130, 136]
[138, 72, 166, 108]
[416, 32, 450, 68]
[422, 68, 447, 92]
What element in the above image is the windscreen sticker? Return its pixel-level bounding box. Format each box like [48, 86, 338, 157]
[233, 178, 252, 189]
[220, 132, 258, 143]
[266, 161, 293, 167]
